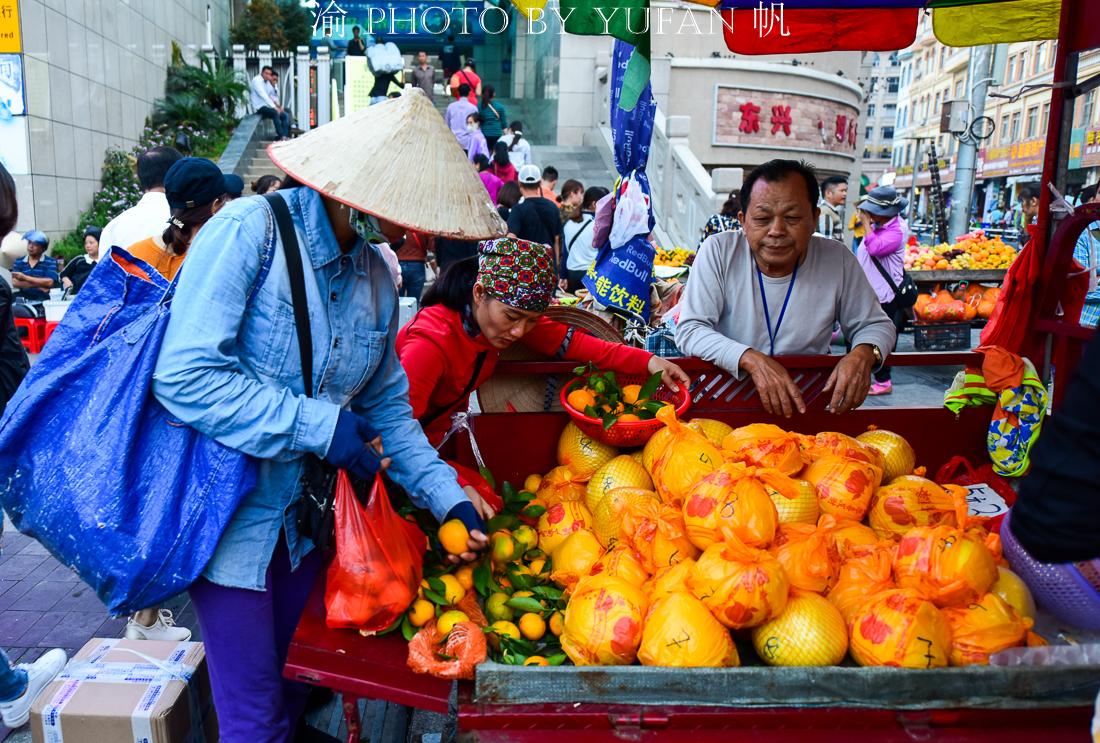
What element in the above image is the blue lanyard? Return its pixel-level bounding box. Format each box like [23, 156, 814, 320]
[756, 262, 798, 356]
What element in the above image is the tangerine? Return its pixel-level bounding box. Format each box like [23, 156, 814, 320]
[438, 519, 470, 556]
[407, 599, 435, 628]
[436, 610, 470, 635]
[519, 613, 547, 641]
[524, 655, 550, 666]
[453, 565, 475, 591]
[567, 388, 597, 412]
[621, 384, 644, 405]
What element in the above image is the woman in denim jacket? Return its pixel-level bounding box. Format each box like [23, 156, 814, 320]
[152, 93, 507, 741]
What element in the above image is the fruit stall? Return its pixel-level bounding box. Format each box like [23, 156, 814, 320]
[283, 2, 1100, 740]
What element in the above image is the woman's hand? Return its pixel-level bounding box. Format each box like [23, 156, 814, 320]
[444, 493, 492, 564]
[463, 485, 497, 521]
[61, 277, 73, 290]
[647, 355, 691, 393]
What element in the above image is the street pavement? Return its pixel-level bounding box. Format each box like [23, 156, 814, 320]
[0, 327, 978, 740]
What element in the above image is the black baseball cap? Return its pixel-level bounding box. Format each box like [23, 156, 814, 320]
[164, 158, 232, 210]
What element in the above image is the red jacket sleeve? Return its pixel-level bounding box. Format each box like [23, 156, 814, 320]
[397, 333, 447, 421]
[520, 318, 652, 376]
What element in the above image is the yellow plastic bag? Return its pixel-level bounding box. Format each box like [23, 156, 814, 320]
[561, 575, 648, 666]
[681, 463, 781, 550]
[827, 519, 882, 561]
[803, 455, 883, 521]
[942, 592, 1032, 666]
[721, 423, 807, 475]
[537, 500, 594, 554]
[690, 418, 734, 447]
[621, 496, 700, 574]
[592, 487, 658, 548]
[585, 455, 654, 513]
[798, 431, 885, 470]
[850, 589, 952, 668]
[856, 428, 916, 483]
[639, 591, 739, 667]
[688, 533, 789, 629]
[770, 518, 841, 595]
[651, 406, 722, 506]
[536, 465, 588, 506]
[549, 529, 606, 591]
[992, 566, 1037, 622]
[868, 477, 962, 541]
[589, 545, 650, 588]
[751, 590, 849, 667]
[557, 422, 618, 480]
[644, 558, 696, 603]
[828, 548, 896, 626]
[894, 522, 999, 608]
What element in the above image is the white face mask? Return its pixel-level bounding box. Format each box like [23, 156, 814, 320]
[466, 124, 477, 132]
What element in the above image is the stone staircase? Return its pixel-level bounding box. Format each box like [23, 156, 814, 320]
[241, 138, 285, 190]
[529, 144, 616, 193]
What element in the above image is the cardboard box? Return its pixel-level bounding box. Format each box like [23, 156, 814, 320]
[30, 638, 218, 743]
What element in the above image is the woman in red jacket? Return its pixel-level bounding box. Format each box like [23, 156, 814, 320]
[396, 238, 689, 442]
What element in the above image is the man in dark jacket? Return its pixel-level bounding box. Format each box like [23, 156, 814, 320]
[0, 163, 29, 413]
[1011, 331, 1100, 563]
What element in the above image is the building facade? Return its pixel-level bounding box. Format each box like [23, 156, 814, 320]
[4, 0, 232, 239]
[859, 50, 901, 186]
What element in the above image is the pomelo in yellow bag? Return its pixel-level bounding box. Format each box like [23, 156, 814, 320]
[751, 590, 849, 666]
[770, 517, 841, 595]
[856, 428, 916, 483]
[803, 455, 883, 521]
[589, 545, 650, 587]
[585, 455, 653, 513]
[827, 519, 882, 560]
[991, 566, 1037, 622]
[688, 532, 789, 629]
[536, 465, 588, 506]
[562, 575, 648, 666]
[644, 558, 696, 603]
[894, 521, 998, 608]
[722, 423, 806, 475]
[549, 529, 605, 590]
[798, 431, 885, 470]
[868, 477, 962, 541]
[651, 406, 722, 506]
[942, 592, 1031, 666]
[639, 592, 739, 667]
[557, 422, 618, 480]
[592, 487, 657, 548]
[828, 547, 896, 626]
[537, 501, 594, 554]
[850, 589, 952, 668]
[681, 462, 780, 550]
[621, 497, 700, 573]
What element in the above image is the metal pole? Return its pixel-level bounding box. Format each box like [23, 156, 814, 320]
[909, 137, 924, 237]
[949, 45, 994, 239]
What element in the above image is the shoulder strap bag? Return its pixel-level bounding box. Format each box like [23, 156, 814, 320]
[265, 193, 344, 554]
[567, 218, 593, 253]
[870, 254, 918, 310]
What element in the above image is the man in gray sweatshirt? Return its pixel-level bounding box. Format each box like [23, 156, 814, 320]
[676, 159, 896, 418]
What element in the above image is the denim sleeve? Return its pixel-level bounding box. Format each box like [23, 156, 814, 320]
[152, 205, 339, 460]
[1073, 233, 1100, 304]
[350, 299, 466, 523]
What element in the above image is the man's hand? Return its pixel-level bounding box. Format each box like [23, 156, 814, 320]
[823, 344, 876, 414]
[444, 498, 490, 564]
[647, 355, 691, 393]
[558, 278, 570, 292]
[739, 348, 805, 418]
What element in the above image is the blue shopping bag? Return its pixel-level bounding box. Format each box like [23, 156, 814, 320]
[0, 244, 270, 615]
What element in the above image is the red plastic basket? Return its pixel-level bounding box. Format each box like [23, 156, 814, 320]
[559, 374, 691, 448]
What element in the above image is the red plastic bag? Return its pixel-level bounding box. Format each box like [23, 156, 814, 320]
[934, 456, 1016, 533]
[449, 461, 504, 513]
[325, 473, 427, 631]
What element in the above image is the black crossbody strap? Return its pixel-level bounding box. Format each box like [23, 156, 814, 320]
[870, 255, 902, 296]
[265, 194, 314, 399]
[567, 219, 593, 252]
[419, 350, 488, 429]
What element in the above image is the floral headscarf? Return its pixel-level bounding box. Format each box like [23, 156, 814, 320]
[475, 237, 556, 312]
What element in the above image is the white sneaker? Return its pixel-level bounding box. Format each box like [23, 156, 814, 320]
[124, 609, 193, 642]
[0, 648, 67, 728]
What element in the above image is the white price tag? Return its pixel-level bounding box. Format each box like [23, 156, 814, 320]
[965, 483, 1010, 518]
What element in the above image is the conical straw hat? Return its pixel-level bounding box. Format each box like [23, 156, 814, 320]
[267, 88, 507, 239]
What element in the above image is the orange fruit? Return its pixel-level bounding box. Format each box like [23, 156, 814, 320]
[567, 388, 597, 412]
[519, 613, 547, 641]
[524, 655, 550, 666]
[621, 384, 644, 405]
[438, 519, 470, 555]
[454, 565, 475, 591]
[617, 414, 641, 423]
[548, 611, 565, 636]
[407, 599, 435, 628]
[602, 402, 625, 415]
[436, 610, 470, 635]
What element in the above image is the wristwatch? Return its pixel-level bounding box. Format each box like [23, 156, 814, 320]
[867, 344, 884, 367]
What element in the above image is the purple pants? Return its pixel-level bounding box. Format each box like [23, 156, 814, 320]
[189, 538, 325, 743]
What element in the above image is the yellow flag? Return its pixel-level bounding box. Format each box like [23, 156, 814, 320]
[933, 0, 1060, 46]
[512, 0, 550, 21]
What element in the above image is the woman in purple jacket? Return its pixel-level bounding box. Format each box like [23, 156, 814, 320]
[856, 186, 909, 396]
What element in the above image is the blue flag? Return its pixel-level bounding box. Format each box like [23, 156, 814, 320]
[583, 39, 658, 322]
